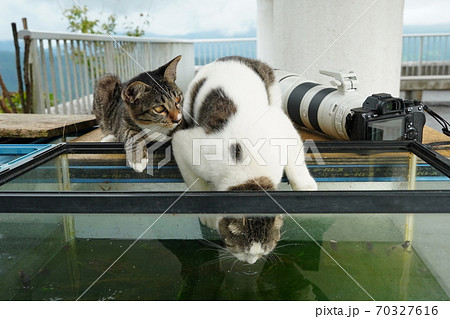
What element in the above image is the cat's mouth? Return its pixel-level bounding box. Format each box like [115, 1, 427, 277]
[161, 121, 180, 127]
[136, 119, 179, 127]
[231, 251, 264, 265]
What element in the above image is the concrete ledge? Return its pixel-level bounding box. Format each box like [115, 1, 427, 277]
[401, 76, 450, 91]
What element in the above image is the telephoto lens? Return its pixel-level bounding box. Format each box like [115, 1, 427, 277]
[276, 69, 365, 140]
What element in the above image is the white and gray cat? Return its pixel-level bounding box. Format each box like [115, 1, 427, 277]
[172, 56, 317, 264]
[200, 214, 284, 264]
[93, 55, 183, 172]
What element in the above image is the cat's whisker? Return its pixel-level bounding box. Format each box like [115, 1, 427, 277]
[280, 229, 294, 242]
[266, 251, 285, 266]
[280, 226, 301, 237]
[199, 239, 224, 250]
[229, 259, 240, 272]
[272, 251, 287, 257]
[201, 257, 223, 267]
[217, 250, 240, 265]
[275, 242, 305, 249]
[218, 250, 235, 261]
[197, 247, 221, 253]
[219, 257, 237, 266]
[200, 249, 235, 267]
[274, 254, 285, 265]
[266, 254, 276, 263]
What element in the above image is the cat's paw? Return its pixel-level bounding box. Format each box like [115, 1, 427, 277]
[125, 141, 148, 173]
[129, 157, 148, 173]
[291, 177, 318, 191]
[101, 134, 116, 142]
[302, 180, 318, 191]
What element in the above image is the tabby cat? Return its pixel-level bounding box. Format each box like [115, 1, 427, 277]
[172, 56, 317, 263]
[93, 55, 183, 172]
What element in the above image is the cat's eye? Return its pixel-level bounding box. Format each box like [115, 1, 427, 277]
[153, 106, 165, 113]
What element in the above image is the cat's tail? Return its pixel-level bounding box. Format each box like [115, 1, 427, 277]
[93, 74, 122, 112]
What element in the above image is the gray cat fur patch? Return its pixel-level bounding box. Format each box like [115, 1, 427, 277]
[198, 87, 237, 134]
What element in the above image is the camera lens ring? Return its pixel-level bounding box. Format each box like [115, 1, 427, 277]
[286, 82, 320, 128]
[309, 87, 337, 133]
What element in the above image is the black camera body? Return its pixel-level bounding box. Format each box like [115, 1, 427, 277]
[346, 94, 426, 142]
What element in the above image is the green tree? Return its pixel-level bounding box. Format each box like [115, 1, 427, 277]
[124, 13, 150, 37]
[64, 5, 117, 34]
[63, 5, 150, 37]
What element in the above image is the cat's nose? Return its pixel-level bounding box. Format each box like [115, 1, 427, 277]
[246, 255, 259, 264]
[172, 113, 182, 124]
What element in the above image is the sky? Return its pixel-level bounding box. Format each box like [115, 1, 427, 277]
[0, 0, 450, 41]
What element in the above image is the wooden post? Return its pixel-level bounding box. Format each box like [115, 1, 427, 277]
[22, 17, 33, 113]
[0, 73, 16, 113]
[0, 97, 12, 113]
[11, 22, 25, 110]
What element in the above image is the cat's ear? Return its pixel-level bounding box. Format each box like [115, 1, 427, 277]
[163, 55, 182, 83]
[274, 215, 284, 230]
[228, 223, 243, 235]
[122, 81, 148, 104]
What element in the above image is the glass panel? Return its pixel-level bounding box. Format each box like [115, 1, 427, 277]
[0, 145, 54, 172]
[414, 156, 450, 190]
[1, 147, 449, 191]
[0, 152, 186, 192]
[1, 213, 448, 301]
[310, 149, 449, 190]
[429, 142, 450, 159]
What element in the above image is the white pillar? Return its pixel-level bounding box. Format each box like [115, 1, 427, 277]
[256, 0, 274, 64]
[257, 0, 405, 97]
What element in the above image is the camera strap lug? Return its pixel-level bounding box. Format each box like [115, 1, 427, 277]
[423, 104, 450, 137]
[319, 70, 359, 94]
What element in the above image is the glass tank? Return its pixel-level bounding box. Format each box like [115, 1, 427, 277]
[1, 212, 449, 301]
[0, 141, 449, 301]
[0, 141, 449, 192]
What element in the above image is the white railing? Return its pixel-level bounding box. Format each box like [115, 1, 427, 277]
[401, 33, 450, 78]
[193, 38, 257, 67]
[18, 30, 195, 114]
[16, 31, 450, 114]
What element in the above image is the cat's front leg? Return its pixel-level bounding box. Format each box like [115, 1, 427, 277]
[124, 131, 148, 173]
[171, 129, 211, 191]
[285, 143, 318, 191]
[125, 141, 148, 173]
[101, 134, 116, 142]
[287, 170, 318, 191]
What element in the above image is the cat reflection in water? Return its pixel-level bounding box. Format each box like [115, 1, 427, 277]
[172, 56, 317, 264]
[201, 215, 284, 265]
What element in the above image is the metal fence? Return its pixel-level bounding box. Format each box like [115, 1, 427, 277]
[401, 33, 450, 77]
[18, 30, 194, 114]
[193, 38, 256, 67]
